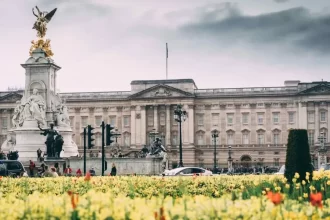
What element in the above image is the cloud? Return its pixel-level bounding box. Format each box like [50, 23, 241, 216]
[179, 6, 330, 55]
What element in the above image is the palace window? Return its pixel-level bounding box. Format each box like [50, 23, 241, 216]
[257, 113, 264, 125]
[308, 130, 314, 146]
[69, 116, 74, 129]
[212, 113, 219, 126]
[1, 117, 8, 134]
[320, 111, 327, 122]
[274, 158, 280, 167]
[196, 131, 205, 145]
[172, 132, 178, 145]
[288, 112, 295, 124]
[95, 116, 102, 126]
[109, 116, 116, 126]
[308, 112, 314, 123]
[227, 113, 234, 125]
[273, 112, 280, 124]
[124, 133, 130, 147]
[81, 116, 88, 127]
[147, 114, 153, 126]
[242, 113, 249, 124]
[123, 116, 130, 127]
[160, 113, 166, 126]
[227, 130, 235, 145]
[257, 130, 265, 145]
[242, 130, 249, 145]
[197, 114, 204, 126]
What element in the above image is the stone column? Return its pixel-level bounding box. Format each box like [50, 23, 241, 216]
[116, 107, 123, 146]
[298, 102, 307, 129]
[165, 105, 171, 146]
[136, 107, 141, 145]
[188, 105, 194, 145]
[154, 105, 158, 131]
[88, 107, 95, 126]
[74, 107, 81, 145]
[328, 103, 330, 142]
[315, 103, 319, 138]
[141, 105, 146, 145]
[183, 104, 189, 144]
[130, 106, 136, 147]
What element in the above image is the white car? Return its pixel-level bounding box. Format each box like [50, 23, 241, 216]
[274, 165, 285, 175]
[162, 167, 213, 176]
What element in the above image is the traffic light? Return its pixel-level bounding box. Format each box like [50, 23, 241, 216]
[87, 125, 95, 149]
[106, 124, 115, 145]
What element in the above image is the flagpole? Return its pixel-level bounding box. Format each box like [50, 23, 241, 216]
[166, 43, 168, 79]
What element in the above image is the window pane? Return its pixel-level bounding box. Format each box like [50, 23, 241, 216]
[81, 116, 88, 127]
[124, 116, 130, 127]
[289, 112, 295, 123]
[95, 116, 102, 126]
[257, 114, 263, 124]
[242, 113, 249, 124]
[308, 112, 314, 122]
[197, 114, 204, 125]
[212, 114, 219, 125]
[1, 117, 8, 133]
[147, 115, 153, 126]
[320, 112, 326, 122]
[109, 116, 116, 126]
[160, 113, 166, 126]
[227, 114, 233, 124]
[273, 113, 279, 124]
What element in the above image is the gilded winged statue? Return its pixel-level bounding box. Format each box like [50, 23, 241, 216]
[32, 6, 57, 38]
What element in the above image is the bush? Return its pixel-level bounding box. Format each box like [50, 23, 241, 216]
[285, 129, 313, 182]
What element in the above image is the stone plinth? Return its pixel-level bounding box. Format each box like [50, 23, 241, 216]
[66, 157, 163, 176]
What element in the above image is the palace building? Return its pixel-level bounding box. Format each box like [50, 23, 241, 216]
[0, 79, 329, 168]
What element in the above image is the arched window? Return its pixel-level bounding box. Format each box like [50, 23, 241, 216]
[272, 129, 281, 146]
[123, 132, 131, 147]
[196, 131, 205, 145]
[172, 131, 178, 146]
[242, 130, 250, 145]
[227, 130, 235, 145]
[257, 129, 265, 145]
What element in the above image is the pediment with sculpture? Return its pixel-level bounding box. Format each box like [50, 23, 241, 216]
[297, 83, 330, 95]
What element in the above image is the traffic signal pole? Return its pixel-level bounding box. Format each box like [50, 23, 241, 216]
[101, 121, 105, 176]
[83, 127, 87, 175]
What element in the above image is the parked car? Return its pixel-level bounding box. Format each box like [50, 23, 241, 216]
[0, 160, 26, 177]
[319, 163, 330, 171]
[162, 167, 213, 176]
[274, 165, 285, 175]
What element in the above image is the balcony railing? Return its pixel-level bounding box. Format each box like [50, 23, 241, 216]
[195, 144, 286, 148]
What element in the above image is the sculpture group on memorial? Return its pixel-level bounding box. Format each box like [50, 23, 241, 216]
[139, 138, 168, 170]
[30, 6, 57, 57]
[1, 6, 79, 160]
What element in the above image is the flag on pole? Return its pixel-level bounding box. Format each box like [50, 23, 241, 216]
[166, 43, 168, 58]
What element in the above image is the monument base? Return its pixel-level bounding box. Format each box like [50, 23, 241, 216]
[1, 119, 79, 162]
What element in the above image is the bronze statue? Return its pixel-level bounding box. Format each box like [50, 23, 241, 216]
[32, 6, 57, 38]
[38, 123, 58, 158]
[30, 6, 57, 57]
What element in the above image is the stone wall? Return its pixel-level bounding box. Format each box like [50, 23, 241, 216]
[66, 157, 163, 176]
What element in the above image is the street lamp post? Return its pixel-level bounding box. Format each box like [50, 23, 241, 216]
[174, 104, 187, 167]
[228, 146, 233, 173]
[317, 132, 327, 169]
[211, 131, 219, 173]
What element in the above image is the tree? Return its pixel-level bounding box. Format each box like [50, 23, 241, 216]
[285, 129, 313, 182]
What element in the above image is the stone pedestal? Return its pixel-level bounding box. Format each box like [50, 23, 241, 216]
[228, 158, 233, 172]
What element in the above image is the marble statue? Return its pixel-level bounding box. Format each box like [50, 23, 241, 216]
[56, 101, 70, 127]
[25, 88, 46, 125]
[12, 101, 24, 128]
[32, 6, 57, 38]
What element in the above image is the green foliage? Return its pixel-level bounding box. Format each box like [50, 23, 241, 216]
[285, 129, 313, 182]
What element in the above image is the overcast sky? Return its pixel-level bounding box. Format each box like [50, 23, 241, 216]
[1, 0, 329, 92]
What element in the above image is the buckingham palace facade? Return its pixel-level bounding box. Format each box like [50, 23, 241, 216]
[0, 79, 329, 168]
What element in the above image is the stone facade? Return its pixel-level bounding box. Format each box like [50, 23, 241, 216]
[0, 79, 329, 168]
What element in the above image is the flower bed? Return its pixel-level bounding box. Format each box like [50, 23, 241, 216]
[0, 171, 330, 219]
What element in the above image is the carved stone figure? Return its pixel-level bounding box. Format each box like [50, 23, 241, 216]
[12, 101, 24, 128]
[24, 88, 46, 125]
[56, 101, 70, 127]
[38, 123, 58, 158]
